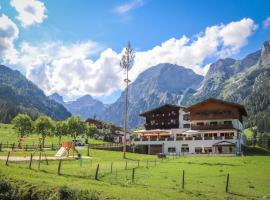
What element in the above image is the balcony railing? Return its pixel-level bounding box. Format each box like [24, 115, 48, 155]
[191, 124, 233, 130]
[133, 136, 236, 142]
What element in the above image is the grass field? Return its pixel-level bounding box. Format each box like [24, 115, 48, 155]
[0, 148, 270, 200]
[0, 123, 108, 145]
[1, 124, 270, 199]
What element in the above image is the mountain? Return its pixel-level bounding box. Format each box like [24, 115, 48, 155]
[183, 50, 261, 104]
[49, 93, 106, 120]
[48, 93, 64, 104]
[101, 63, 204, 128]
[183, 39, 270, 133]
[0, 65, 71, 123]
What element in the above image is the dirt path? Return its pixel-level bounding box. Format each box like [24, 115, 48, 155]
[0, 156, 75, 162]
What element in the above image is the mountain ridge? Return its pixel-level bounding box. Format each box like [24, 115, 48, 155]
[0, 65, 71, 123]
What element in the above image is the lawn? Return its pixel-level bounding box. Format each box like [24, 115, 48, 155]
[0, 123, 108, 145]
[0, 148, 270, 200]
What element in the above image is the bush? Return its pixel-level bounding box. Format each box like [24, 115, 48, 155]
[0, 176, 100, 200]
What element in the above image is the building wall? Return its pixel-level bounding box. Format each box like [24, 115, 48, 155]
[178, 108, 190, 128]
[188, 101, 241, 121]
[133, 138, 239, 154]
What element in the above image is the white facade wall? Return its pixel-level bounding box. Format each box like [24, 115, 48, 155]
[133, 137, 239, 154]
[178, 108, 189, 128]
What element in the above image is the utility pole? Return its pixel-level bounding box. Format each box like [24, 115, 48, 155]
[120, 42, 135, 159]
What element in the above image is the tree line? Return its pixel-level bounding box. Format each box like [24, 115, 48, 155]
[12, 114, 99, 148]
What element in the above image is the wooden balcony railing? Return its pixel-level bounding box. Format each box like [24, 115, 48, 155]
[191, 124, 233, 130]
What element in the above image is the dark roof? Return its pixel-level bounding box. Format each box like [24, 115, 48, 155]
[140, 104, 185, 117]
[185, 98, 247, 116]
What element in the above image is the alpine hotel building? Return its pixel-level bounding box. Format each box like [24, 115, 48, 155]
[132, 98, 247, 155]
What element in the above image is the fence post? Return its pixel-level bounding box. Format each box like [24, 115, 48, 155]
[29, 153, 33, 169]
[226, 173, 230, 193]
[5, 151, 10, 166]
[95, 164, 100, 180]
[0, 143, 2, 152]
[87, 144, 90, 156]
[38, 152, 41, 170]
[58, 159, 62, 175]
[25, 144, 28, 151]
[12, 143, 15, 151]
[125, 160, 127, 170]
[51, 143, 54, 150]
[137, 160, 140, 168]
[182, 170, 185, 190]
[132, 168, 135, 183]
[111, 162, 113, 174]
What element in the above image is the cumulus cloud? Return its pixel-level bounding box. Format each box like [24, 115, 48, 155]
[3, 18, 256, 99]
[263, 17, 270, 29]
[10, 41, 121, 97]
[0, 14, 19, 62]
[129, 18, 257, 80]
[10, 0, 47, 27]
[115, 0, 144, 14]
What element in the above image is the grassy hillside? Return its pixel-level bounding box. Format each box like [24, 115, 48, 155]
[0, 148, 270, 199]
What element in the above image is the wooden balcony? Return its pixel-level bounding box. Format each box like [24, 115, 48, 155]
[191, 124, 233, 130]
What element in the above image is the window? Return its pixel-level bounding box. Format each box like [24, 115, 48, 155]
[204, 147, 212, 153]
[162, 122, 164, 126]
[183, 114, 190, 121]
[151, 120, 155, 125]
[162, 113, 165, 116]
[197, 122, 204, 126]
[195, 147, 202, 154]
[183, 124, 190, 128]
[181, 144, 189, 152]
[168, 147, 176, 153]
[224, 121, 232, 125]
[210, 121, 218, 125]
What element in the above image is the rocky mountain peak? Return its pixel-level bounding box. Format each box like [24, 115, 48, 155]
[259, 39, 270, 66]
[49, 92, 64, 104]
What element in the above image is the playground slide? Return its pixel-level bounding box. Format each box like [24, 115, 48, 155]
[55, 147, 66, 157]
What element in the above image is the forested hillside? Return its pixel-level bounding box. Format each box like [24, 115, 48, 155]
[0, 65, 71, 123]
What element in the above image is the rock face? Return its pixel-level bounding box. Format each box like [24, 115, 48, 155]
[183, 49, 262, 105]
[101, 63, 204, 128]
[0, 65, 71, 123]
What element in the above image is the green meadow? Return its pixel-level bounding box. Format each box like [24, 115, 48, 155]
[0, 123, 270, 200]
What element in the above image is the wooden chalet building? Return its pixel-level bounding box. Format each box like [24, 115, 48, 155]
[85, 118, 131, 143]
[139, 104, 190, 130]
[132, 98, 247, 155]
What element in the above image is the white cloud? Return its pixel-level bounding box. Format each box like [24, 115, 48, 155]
[263, 17, 270, 29]
[3, 18, 256, 99]
[115, 0, 144, 14]
[10, 0, 47, 27]
[129, 18, 257, 80]
[0, 14, 19, 62]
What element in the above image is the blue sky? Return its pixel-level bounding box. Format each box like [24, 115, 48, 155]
[0, 0, 270, 103]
